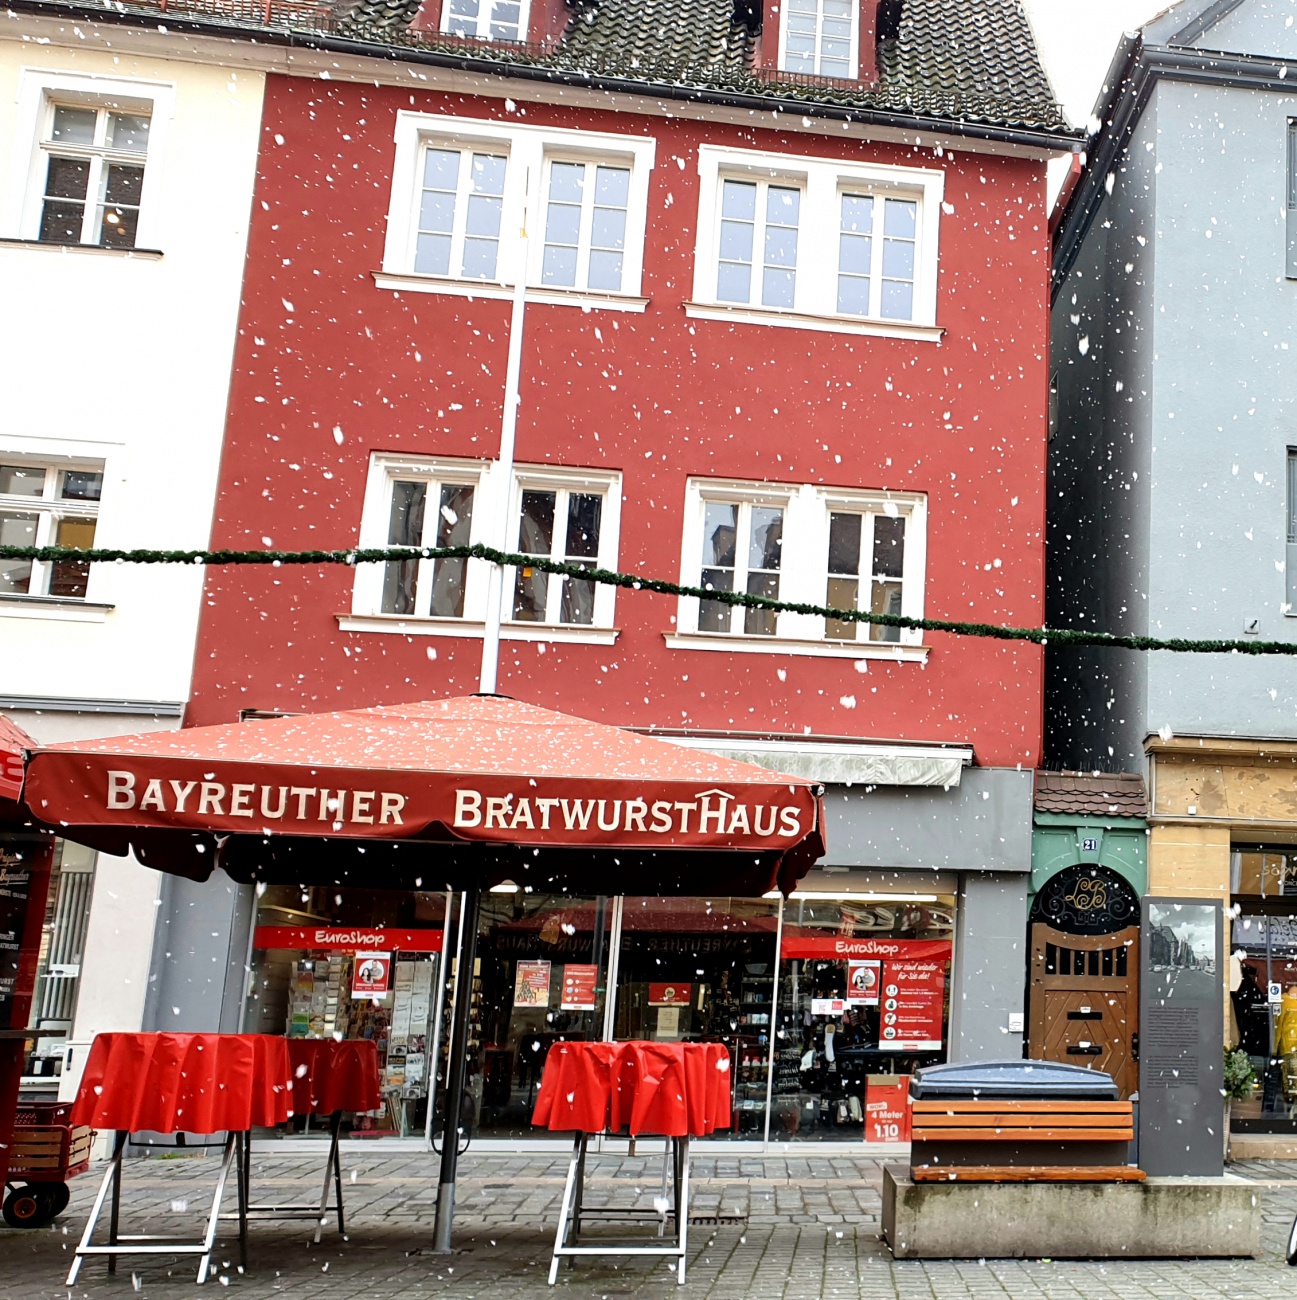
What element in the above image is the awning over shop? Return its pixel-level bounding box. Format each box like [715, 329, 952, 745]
[0, 713, 36, 806]
[20, 696, 825, 897]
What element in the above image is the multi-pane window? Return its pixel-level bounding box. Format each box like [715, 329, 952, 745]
[694, 147, 942, 332]
[1286, 449, 1297, 610]
[678, 479, 926, 651]
[781, 0, 856, 78]
[513, 488, 603, 625]
[541, 161, 631, 292]
[38, 104, 149, 248]
[380, 477, 476, 617]
[0, 462, 103, 599]
[443, 0, 529, 42]
[415, 148, 507, 278]
[825, 511, 906, 642]
[837, 194, 918, 321]
[716, 180, 800, 309]
[699, 501, 784, 636]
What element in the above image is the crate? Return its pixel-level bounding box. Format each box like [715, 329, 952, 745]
[13, 1101, 73, 1128]
[8, 1124, 94, 1180]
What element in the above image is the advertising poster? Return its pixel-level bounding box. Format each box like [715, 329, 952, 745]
[648, 982, 691, 1007]
[810, 997, 847, 1016]
[846, 959, 881, 1006]
[560, 964, 599, 1011]
[865, 1076, 912, 1143]
[514, 959, 552, 1007]
[877, 956, 947, 1051]
[352, 951, 392, 998]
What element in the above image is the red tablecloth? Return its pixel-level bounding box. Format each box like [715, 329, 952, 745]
[286, 1039, 382, 1115]
[71, 1033, 295, 1134]
[532, 1041, 732, 1137]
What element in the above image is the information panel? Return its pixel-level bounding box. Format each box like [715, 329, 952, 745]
[1139, 897, 1224, 1177]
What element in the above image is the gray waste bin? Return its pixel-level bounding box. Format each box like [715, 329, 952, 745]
[909, 1058, 1119, 1101]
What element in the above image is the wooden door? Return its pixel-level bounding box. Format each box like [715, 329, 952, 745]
[1029, 923, 1139, 1098]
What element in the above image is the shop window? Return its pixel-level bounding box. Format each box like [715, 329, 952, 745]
[614, 896, 781, 1138]
[771, 888, 954, 1140]
[246, 884, 450, 1138]
[24, 839, 95, 1086]
[465, 889, 614, 1140]
[0, 460, 103, 600]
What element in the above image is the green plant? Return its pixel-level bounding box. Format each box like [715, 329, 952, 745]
[1223, 1046, 1257, 1100]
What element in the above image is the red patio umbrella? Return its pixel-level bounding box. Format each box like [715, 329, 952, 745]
[19, 695, 824, 897]
[17, 695, 825, 1251]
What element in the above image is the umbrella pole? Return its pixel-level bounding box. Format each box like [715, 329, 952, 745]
[433, 885, 482, 1253]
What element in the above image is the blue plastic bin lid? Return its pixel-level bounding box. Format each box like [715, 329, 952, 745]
[908, 1059, 1119, 1100]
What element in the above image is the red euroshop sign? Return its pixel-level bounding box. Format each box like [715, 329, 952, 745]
[253, 925, 444, 953]
[779, 935, 952, 962]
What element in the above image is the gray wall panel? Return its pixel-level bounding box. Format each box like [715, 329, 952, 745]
[949, 872, 1029, 1061]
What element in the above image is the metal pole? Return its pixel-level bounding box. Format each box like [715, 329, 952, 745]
[479, 165, 531, 695]
[433, 885, 482, 1253]
[424, 890, 455, 1150]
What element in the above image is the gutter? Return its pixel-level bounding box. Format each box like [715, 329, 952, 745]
[1052, 37, 1297, 299]
[5, 0, 1081, 154]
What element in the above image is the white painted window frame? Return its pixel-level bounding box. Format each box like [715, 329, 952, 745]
[3, 69, 175, 249]
[777, 0, 860, 80]
[669, 477, 928, 661]
[0, 456, 104, 600]
[378, 112, 656, 311]
[345, 454, 622, 641]
[440, 0, 532, 44]
[506, 464, 622, 629]
[688, 144, 944, 342]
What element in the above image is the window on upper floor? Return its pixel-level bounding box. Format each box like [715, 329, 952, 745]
[1286, 448, 1297, 612]
[379, 114, 656, 310]
[1287, 120, 1297, 279]
[670, 477, 927, 658]
[689, 145, 943, 339]
[780, 0, 858, 79]
[0, 461, 103, 599]
[4, 72, 172, 253]
[349, 454, 621, 637]
[37, 103, 150, 248]
[442, 0, 530, 43]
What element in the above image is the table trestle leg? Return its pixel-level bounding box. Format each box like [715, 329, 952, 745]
[548, 1132, 584, 1285]
[195, 1132, 238, 1284]
[66, 1130, 126, 1286]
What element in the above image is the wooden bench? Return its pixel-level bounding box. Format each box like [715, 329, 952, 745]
[909, 1098, 1144, 1184]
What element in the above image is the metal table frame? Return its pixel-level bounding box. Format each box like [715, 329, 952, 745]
[224, 1110, 346, 1243]
[66, 1130, 245, 1286]
[548, 1132, 691, 1285]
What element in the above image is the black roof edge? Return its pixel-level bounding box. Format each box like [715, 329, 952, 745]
[1051, 37, 1297, 302]
[9, 0, 1082, 152]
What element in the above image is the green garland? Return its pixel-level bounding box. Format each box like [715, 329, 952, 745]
[3, 540, 1295, 656]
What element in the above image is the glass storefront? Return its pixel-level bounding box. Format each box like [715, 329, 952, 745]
[243, 874, 958, 1146]
[1230, 848, 1297, 1132]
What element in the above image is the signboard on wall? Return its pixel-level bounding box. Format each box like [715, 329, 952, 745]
[877, 958, 946, 1051]
[1139, 897, 1223, 1177]
[847, 959, 880, 1006]
[780, 935, 951, 962]
[254, 925, 444, 952]
[648, 982, 692, 1007]
[865, 1076, 912, 1143]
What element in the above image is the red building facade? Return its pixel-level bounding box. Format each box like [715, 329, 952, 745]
[163, 0, 1078, 1145]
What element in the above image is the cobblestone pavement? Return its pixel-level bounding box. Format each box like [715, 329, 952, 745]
[2, 1149, 1296, 1299]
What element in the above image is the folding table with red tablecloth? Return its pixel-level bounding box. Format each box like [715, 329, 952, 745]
[532, 1039, 732, 1285]
[66, 1032, 295, 1285]
[228, 1038, 381, 1243]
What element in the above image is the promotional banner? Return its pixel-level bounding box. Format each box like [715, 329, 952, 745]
[846, 959, 880, 1006]
[865, 1076, 912, 1143]
[514, 959, 552, 1007]
[648, 982, 692, 1007]
[560, 964, 599, 1011]
[877, 957, 947, 1051]
[352, 951, 392, 998]
[255, 925, 444, 953]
